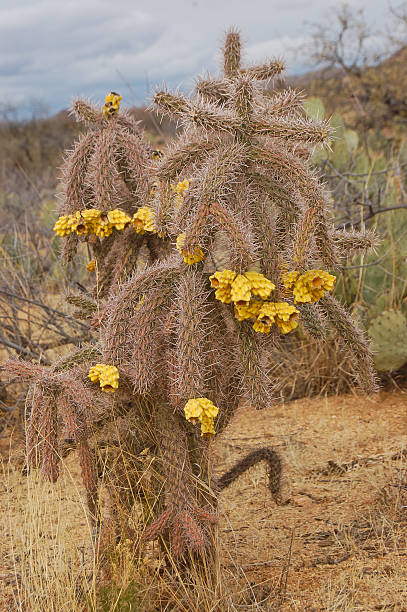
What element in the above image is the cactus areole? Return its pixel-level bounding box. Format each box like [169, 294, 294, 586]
[5, 30, 376, 564]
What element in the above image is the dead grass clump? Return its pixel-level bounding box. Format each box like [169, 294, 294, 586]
[269, 333, 359, 401]
[1, 449, 96, 611]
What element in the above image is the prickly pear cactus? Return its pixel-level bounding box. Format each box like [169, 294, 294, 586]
[368, 310, 407, 371]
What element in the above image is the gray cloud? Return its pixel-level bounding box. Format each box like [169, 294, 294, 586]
[0, 0, 391, 114]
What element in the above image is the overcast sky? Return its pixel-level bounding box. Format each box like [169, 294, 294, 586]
[0, 0, 394, 116]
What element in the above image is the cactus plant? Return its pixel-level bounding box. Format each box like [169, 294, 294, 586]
[5, 30, 378, 578]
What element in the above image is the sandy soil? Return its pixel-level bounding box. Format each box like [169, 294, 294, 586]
[214, 392, 407, 610]
[1, 391, 407, 610]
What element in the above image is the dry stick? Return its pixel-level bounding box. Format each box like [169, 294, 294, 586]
[0, 290, 88, 329]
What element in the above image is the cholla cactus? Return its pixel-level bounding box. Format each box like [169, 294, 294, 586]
[6, 30, 377, 568]
[100, 30, 376, 553]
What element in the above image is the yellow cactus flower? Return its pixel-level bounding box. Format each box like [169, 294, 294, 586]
[74, 209, 102, 235]
[211, 269, 275, 306]
[200, 398, 219, 419]
[200, 416, 216, 436]
[150, 180, 159, 197]
[184, 398, 203, 423]
[77, 209, 100, 235]
[209, 269, 236, 289]
[272, 302, 300, 334]
[230, 274, 252, 306]
[80, 208, 102, 223]
[133, 206, 157, 234]
[253, 302, 277, 334]
[107, 209, 132, 230]
[94, 213, 113, 238]
[234, 300, 262, 321]
[176, 179, 189, 193]
[67, 211, 87, 235]
[171, 179, 190, 209]
[88, 363, 105, 382]
[176, 233, 205, 265]
[86, 259, 96, 272]
[214, 287, 232, 303]
[54, 208, 119, 238]
[53, 215, 72, 237]
[254, 302, 299, 334]
[253, 318, 273, 334]
[103, 92, 122, 118]
[244, 271, 275, 300]
[184, 397, 219, 436]
[134, 295, 145, 312]
[209, 269, 236, 303]
[99, 366, 120, 392]
[281, 270, 300, 290]
[88, 363, 119, 392]
[287, 269, 336, 303]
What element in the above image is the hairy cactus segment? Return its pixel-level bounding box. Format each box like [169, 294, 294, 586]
[223, 28, 241, 77]
[240, 59, 285, 81]
[321, 295, 377, 393]
[176, 232, 205, 264]
[72, 99, 102, 124]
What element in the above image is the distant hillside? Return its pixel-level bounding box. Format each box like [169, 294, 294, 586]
[282, 46, 407, 133]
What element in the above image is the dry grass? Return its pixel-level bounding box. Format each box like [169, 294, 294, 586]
[1, 391, 407, 610]
[1, 444, 96, 610]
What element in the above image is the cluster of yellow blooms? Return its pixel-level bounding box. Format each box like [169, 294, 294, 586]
[253, 302, 299, 334]
[209, 269, 300, 334]
[171, 179, 189, 209]
[234, 299, 299, 334]
[54, 208, 131, 238]
[53, 207, 161, 239]
[209, 270, 275, 305]
[184, 397, 219, 436]
[103, 92, 122, 118]
[282, 269, 336, 303]
[88, 363, 119, 392]
[176, 233, 205, 265]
